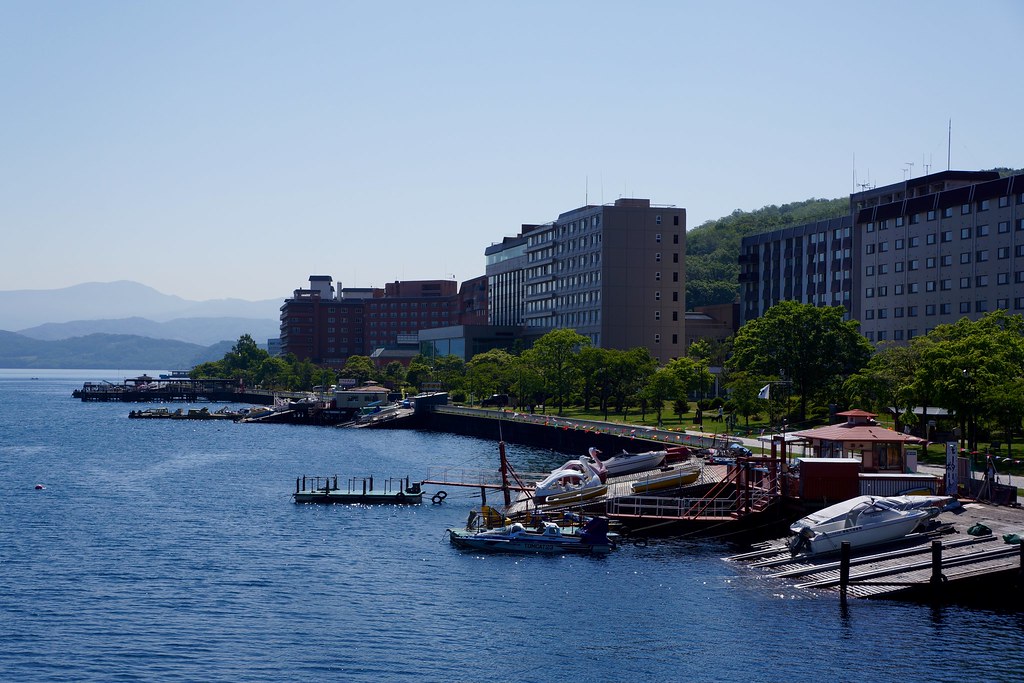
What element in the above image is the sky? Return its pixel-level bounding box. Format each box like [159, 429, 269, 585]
[2, 1, 1022, 302]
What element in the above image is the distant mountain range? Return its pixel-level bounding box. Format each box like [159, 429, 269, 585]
[18, 316, 281, 347]
[0, 331, 232, 369]
[0, 280, 281, 331]
[0, 281, 282, 368]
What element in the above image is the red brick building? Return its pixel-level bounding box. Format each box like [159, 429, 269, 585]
[279, 275, 484, 368]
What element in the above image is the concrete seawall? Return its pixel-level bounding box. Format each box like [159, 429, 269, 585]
[415, 406, 733, 457]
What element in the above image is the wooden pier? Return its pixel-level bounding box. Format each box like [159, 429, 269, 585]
[73, 375, 278, 404]
[728, 499, 1024, 605]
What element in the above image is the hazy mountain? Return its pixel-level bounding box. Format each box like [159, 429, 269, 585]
[0, 281, 282, 330]
[0, 331, 227, 369]
[19, 316, 281, 347]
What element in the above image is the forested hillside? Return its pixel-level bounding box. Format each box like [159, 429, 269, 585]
[685, 197, 849, 308]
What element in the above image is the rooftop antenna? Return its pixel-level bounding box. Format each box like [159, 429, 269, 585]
[905, 161, 914, 179]
[923, 153, 931, 176]
[947, 119, 952, 170]
[585, 175, 588, 206]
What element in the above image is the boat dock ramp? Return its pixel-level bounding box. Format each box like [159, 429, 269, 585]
[728, 500, 1024, 604]
[293, 475, 424, 504]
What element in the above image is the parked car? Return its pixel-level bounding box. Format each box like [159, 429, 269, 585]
[481, 394, 509, 407]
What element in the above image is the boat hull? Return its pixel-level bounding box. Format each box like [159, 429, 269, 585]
[630, 466, 700, 493]
[798, 512, 929, 556]
[448, 528, 612, 555]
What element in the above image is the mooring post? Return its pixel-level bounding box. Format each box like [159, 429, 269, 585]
[480, 486, 487, 505]
[302, 475, 306, 491]
[930, 540, 945, 585]
[839, 542, 851, 597]
[296, 478, 300, 494]
[369, 475, 374, 491]
[362, 479, 367, 495]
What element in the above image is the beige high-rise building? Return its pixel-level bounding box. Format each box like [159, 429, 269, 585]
[515, 197, 686, 363]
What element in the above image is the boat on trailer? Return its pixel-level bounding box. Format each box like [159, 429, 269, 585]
[787, 495, 951, 556]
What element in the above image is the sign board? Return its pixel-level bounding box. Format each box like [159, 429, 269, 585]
[945, 441, 958, 495]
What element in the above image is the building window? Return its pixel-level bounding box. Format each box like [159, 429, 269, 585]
[656, 215, 662, 224]
[672, 272, 679, 282]
[655, 252, 662, 262]
[960, 302, 971, 314]
[895, 239, 905, 250]
[999, 247, 1010, 259]
[978, 224, 989, 237]
[895, 262, 904, 273]
[999, 221, 1010, 233]
[926, 281, 936, 292]
[940, 303, 951, 315]
[961, 204, 971, 215]
[926, 257, 936, 268]
[909, 236, 920, 247]
[654, 334, 661, 343]
[977, 250, 989, 262]
[960, 252, 971, 264]
[997, 298, 1009, 310]
[878, 286, 888, 296]
[673, 216, 679, 226]
[655, 272, 661, 281]
[998, 273, 1009, 285]
[960, 277, 971, 289]
[976, 300, 988, 313]
[654, 311, 661, 321]
[866, 265, 874, 276]
[908, 306, 918, 317]
[941, 231, 953, 243]
[927, 210, 936, 221]
[979, 199, 990, 212]
[895, 306, 904, 318]
[866, 244, 876, 255]
[927, 234, 937, 245]
[909, 259, 919, 271]
[961, 227, 972, 239]
[926, 304, 936, 315]
[865, 309, 875, 320]
[865, 287, 874, 298]
[655, 291, 661, 300]
[941, 255, 952, 266]
[976, 275, 989, 287]
[672, 333, 678, 343]
[943, 207, 953, 218]
[655, 233, 662, 243]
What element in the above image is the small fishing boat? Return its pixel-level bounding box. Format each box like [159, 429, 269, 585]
[588, 447, 666, 477]
[630, 463, 701, 493]
[448, 516, 616, 555]
[787, 495, 950, 556]
[534, 459, 608, 505]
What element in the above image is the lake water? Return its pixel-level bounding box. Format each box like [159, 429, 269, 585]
[2, 370, 1023, 682]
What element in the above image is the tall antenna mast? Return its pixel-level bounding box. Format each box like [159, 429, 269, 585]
[947, 119, 952, 170]
[585, 176, 588, 206]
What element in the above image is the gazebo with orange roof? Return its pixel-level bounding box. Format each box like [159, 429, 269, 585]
[789, 409, 927, 473]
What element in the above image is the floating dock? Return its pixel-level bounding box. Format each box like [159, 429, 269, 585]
[728, 499, 1024, 605]
[293, 475, 423, 504]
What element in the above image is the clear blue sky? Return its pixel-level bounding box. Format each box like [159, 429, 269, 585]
[2, 1, 1022, 301]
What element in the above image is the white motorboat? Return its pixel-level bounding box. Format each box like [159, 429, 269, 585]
[588, 447, 666, 477]
[448, 517, 616, 555]
[787, 495, 949, 556]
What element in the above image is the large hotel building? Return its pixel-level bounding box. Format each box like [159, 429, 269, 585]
[486, 198, 687, 363]
[741, 170, 1024, 343]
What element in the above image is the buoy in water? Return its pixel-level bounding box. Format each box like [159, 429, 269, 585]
[35, 484, 45, 490]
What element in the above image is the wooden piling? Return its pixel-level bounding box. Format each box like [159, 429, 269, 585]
[839, 542, 851, 596]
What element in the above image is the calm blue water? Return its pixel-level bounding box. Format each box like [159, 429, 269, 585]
[2, 370, 1023, 682]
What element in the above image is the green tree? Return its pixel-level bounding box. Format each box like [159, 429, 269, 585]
[382, 361, 407, 391]
[432, 355, 467, 392]
[465, 349, 515, 403]
[340, 355, 377, 385]
[527, 328, 591, 415]
[722, 370, 765, 429]
[914, 312, 1024, 451]
[645, 367, 683, 425]
[728, 301, 873, 422]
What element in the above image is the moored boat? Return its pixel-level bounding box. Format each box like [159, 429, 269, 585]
[589, 447, 666, 477]
[448, 516, 616, 555]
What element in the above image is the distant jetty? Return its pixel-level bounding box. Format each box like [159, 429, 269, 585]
[73, 375, 277, 404]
